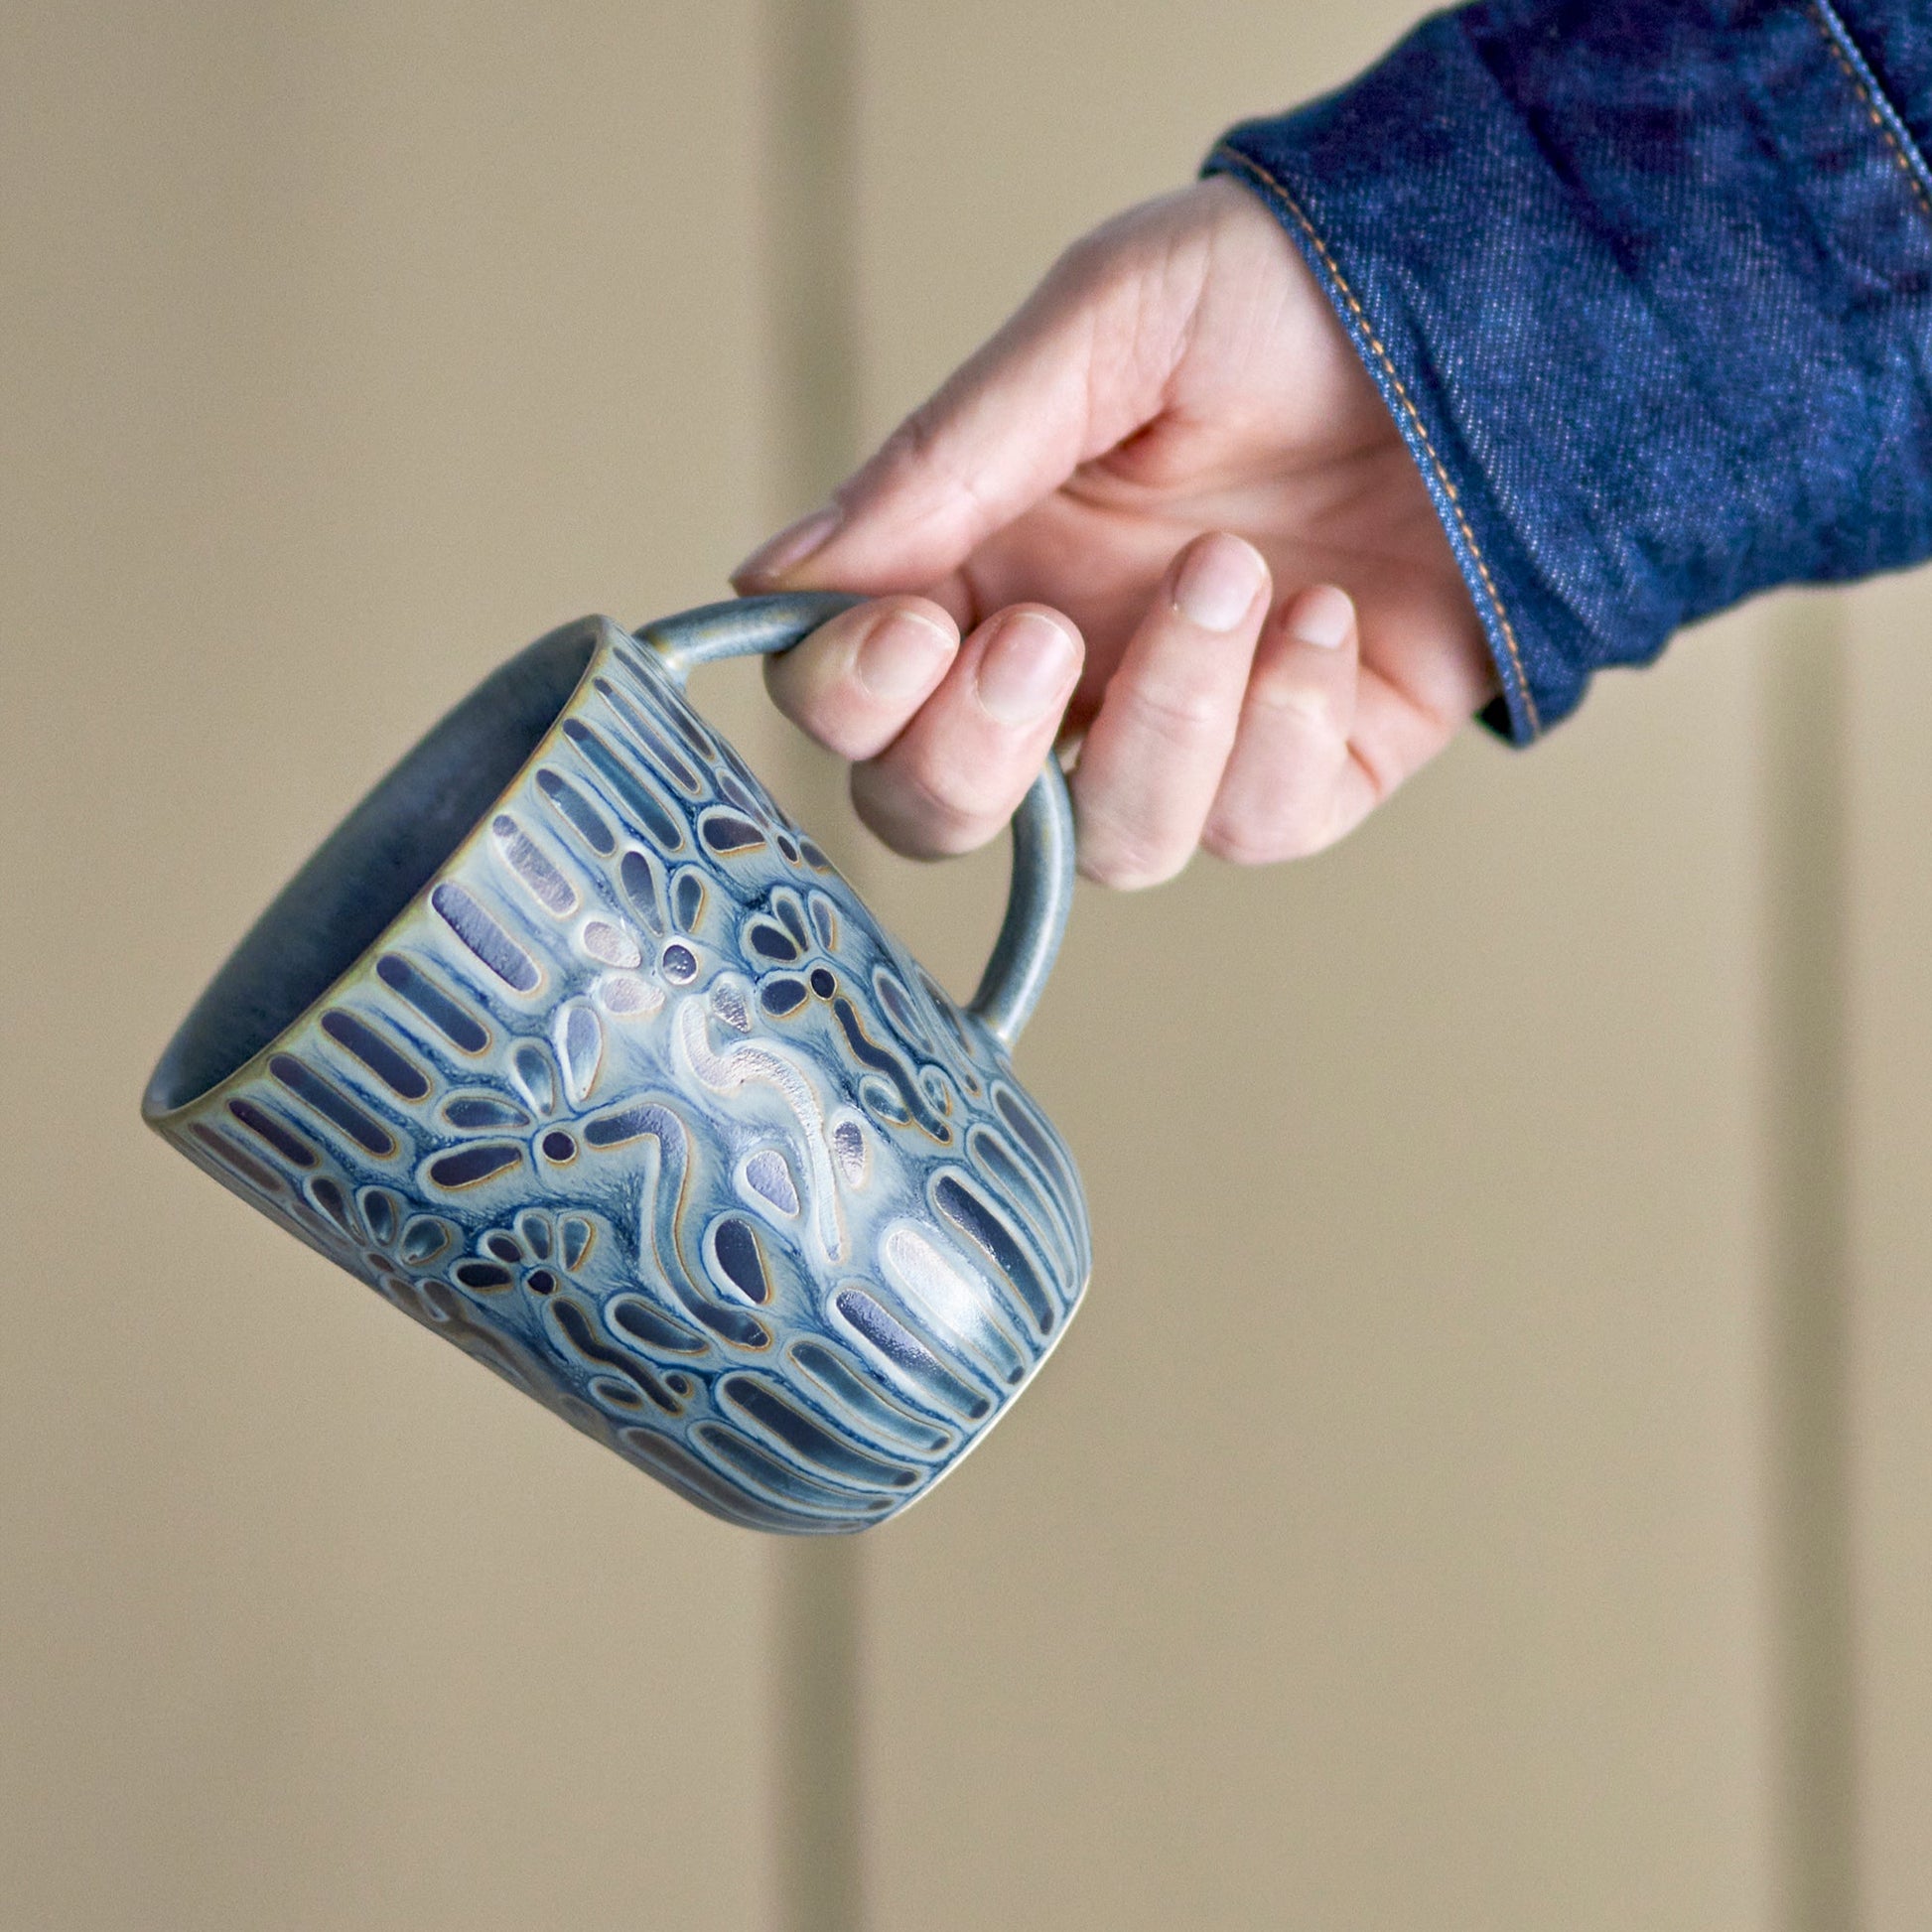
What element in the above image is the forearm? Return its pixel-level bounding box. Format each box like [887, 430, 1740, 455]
[1208, 0, 1932, 742]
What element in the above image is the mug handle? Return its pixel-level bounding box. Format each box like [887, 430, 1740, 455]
[635, 593, 1075, 1050]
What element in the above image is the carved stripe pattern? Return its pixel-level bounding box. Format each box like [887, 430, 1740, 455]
[154, 617, 1090, 1532]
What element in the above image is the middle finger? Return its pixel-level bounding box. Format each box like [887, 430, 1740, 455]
[1070, 531, 1271, 889]
[852, 604, 1084, 858]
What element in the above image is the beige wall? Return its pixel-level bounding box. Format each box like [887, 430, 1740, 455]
[2, 4, 1921, 1930]
[2, 7, 780, 1929]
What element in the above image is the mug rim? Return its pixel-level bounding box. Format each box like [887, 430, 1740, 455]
[142, 614, 622, 1129]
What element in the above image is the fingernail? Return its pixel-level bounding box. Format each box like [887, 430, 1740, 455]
[732, 502, 841, 585]
[1173, 533, 1266, 631]
[856, 609, 953, 702]
[1288, 585, 1353, 649]
[976, 611, 1077, 725]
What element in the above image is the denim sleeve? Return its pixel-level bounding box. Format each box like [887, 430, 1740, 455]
[1205, 0, 1932, 742]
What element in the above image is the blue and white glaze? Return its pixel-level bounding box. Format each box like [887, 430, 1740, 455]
[144, 611, 1090, 1532]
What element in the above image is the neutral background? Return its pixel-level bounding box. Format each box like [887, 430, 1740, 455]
[3, 2, 1925, 1929]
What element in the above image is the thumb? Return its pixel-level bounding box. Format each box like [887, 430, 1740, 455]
[732, 231, 1185, 598]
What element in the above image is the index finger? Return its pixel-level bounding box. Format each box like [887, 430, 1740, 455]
[732, 203, 1203, 598]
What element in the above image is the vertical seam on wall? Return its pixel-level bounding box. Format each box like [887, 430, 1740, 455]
[759, 3, 868, 1930]
[1761, 596, 1863, 1932]
[1208, 141, 1542, 739]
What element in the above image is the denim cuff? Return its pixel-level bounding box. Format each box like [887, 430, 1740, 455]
[1207, 0, 1932, 743]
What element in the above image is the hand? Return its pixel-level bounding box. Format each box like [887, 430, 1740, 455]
[731, 176, 1496, 889]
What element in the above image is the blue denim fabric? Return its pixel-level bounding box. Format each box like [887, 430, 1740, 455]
[1206, 0, 1932, 742]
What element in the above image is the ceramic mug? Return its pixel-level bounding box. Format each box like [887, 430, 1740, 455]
[143, 594, 1091, 1532]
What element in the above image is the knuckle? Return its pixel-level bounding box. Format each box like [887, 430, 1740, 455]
[1046, 228, 1119, 296]
[1112, 675, 1232, 743]
[1074, 803, 1188, 891]
[762, 663, 874, 761]
[924, 757, 1024, 827]
[888, 397, 944, 469]
[1245, 677, 1340, 736]
[1201, 807, 1333, 867]
[881, 401, 955, 495]
[883, 402, 999, 537]
[1201, 821, 1290, 867]
[1078, 841, 1185, 891]
[760, 648, 830, 717]
[853, 759, 1008, 859]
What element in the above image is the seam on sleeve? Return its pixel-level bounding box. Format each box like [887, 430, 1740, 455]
[1209, 142, 1542, 738]
[1810, 0, 1932, 221]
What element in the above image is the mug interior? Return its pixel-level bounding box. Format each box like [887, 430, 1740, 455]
[144, 623, 599, 1119]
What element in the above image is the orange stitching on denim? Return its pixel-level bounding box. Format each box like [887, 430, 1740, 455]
[1210, 145, 1541, 735]
[1810, 1, 1932, 219]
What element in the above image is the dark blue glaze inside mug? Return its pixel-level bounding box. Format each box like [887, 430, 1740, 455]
[143, 595, 1091, 1532]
